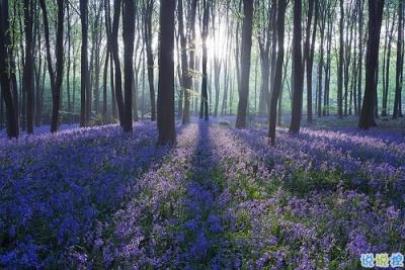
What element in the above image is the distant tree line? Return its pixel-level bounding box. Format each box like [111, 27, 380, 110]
[0, 0, 402, 144]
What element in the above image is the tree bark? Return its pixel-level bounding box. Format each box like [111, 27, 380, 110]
[40, 0, 64, 133]
[0, 0, 19, 138]
[268, 0, 286, 145]
[111, 0, 125, 126]
[80, 0, 88, 127]
[359, 0, 384, 129]
[157, 0, 176, 145]
[337, 0, 344, 118]
[23, 0, 34, 134]
[289, 0, 304, 134]
[144, 0, 156, 121]
[304, 0, 317, 124]
[235, 0, 254, 128]
[393, 0, 403, 119]
[122, 0, 135, 132]
[200, 0, 209, 121]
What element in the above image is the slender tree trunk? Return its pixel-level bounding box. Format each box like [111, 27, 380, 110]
[40, 0, 64, 133]
[305, 0, 317, 124]
[324, 14, 333, 116]
[212, 5, 222, 117]
[200, 0, 209, 121]
[72, 46, 78, 118]
[178, 0, 192, 124]
[382, 15, 395, 117]
[80, 0, 88, 127]
[337, 0, 344, 118]
[317, 9, 326, 117]
[92, 5, 103, 116]
[18, 9, 25, 131]
[111, 0, 124, 126]
[393, 0, 403, 119]
[23, 0, 34, 134]
[268, 0, 286, 145]
[289, 0, 304, 134]
[357, 0, 364, 115]
[343, 10, 354, 116]
[144, 0, 156, 121]
[103, 47, 109, 122]
[122, 0, 135, 132]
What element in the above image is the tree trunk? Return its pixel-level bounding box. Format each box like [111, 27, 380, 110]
[393, 0, 403, 119]
[337, 0, 344, 118]
[359, 0, 384, 129]
[103, 49, 109, 121]
[289, 0, 304, 134]
[144, 0, 156, 121]
[235, 0, 254, 128]
[317, 5, 326, 117]
[80, 0, 88, 127]
[122, 0, 135, 132]
[304, 0, 317, 124]
[382, 14, 395, 117]
[157, 0, 176, 145]
[200, 0, 209, 121]
[40, 0, 64, 133]
[111, 0, 125, 126]
[268, 0, 286, 145]
[66, 4, 72, 115]
[23, 0, 34, 134]
[178, 0, 192, 124]
[0, 0, 19, 138]
[357, 0, 364, 115]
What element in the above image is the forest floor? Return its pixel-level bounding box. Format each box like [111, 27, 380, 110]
[0, 118, 404, 269]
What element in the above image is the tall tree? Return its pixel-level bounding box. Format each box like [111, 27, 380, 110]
[122, 0, 136, 132]
[111, 0, 125, 125]
[359, 0, 384, 129]
[143, 0, 156, 121]
[337, 0, 344, 118]
[212, 4, 222, 117]
[257, 0, 271, 116]
[183, 0, 198, 123]
[356, 0, 364, 115]
[200, 0, 209, 120]
[393, 0, 403, 119]
[268, 0, 287, 145]
[0, 0, 19, 138]
[22, 0, 35, 134]
[317, 1, 327, 117]
[381, 9, 396, 117]
[304, 0, 317, 123]
[39, 0, 64, 133]
[178, 0, 192, 124]
[235, 0, 254, 128]
[289, 0, 304, 134]
[157, 0, 176, 145]
[80, 0, 89, 127]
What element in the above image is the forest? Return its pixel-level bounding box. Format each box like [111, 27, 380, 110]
[0, 0, 404, 268]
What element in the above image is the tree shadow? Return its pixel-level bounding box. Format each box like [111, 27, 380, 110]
[0, 122, 189, 268]
[175, 121, 231, 269]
